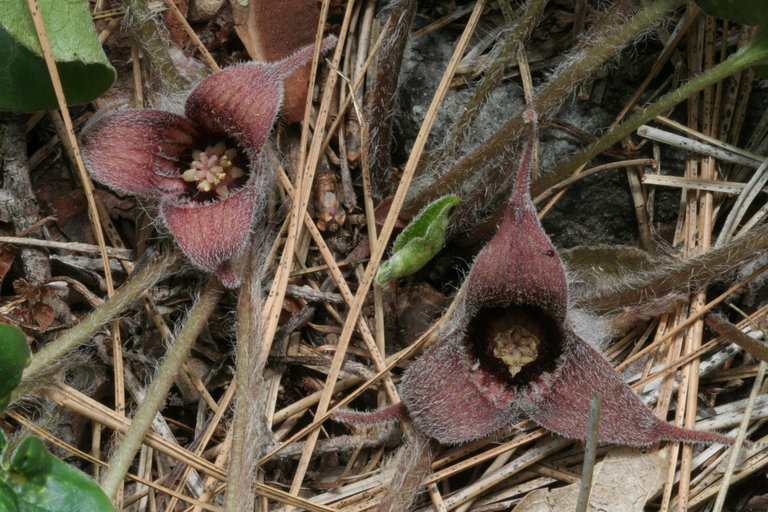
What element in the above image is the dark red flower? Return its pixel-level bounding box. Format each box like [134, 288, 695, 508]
[337, 112, 733, 447]
[81, 37, 335, 287]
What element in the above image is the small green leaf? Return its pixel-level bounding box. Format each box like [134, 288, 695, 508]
[6, 438, 114, 512]
[0, 0, 116, 111]
[376, 195, 461, 284]
[0, 324, 31, 413]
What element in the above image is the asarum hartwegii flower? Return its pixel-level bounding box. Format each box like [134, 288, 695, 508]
[81, 37, 336, 288]
[336, 112, 733, 447]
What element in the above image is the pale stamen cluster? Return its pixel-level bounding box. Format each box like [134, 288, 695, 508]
[492, 325, 539, 377]
[182, 142, 245, 198]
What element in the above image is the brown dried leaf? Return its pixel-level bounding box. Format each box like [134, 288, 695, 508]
[0, 245, 19, 285]
[512, 449, 666, 512]
[229, 0, 321, 123]
[395, 282, 447, 345]
[11, 279, 70, 333]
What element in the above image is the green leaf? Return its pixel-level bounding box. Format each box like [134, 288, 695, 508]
[751, 24, 768, 78]
[0, 480, 20, 512]
[5, 438, 114, 512]
[376, 195, 461, 284]
[0, 324, 31, 413]
[695, 0, 767, 26]
[0, 0, 115, 111]
[695, 0, 768, 77]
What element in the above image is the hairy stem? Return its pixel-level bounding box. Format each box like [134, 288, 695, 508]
[404, 0, 685, 217]
[225, 255, 270, 512]
[366, 0, 417, 199]
[11, 250, 182, 404]
[101, 279, 223, 500]
[379, 431, 434, 512]
[123, 0, 191, 97]
[586, 223, 768, 312]
[532, 42, 766, 197]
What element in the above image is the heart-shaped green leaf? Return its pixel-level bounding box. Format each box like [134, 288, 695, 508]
[4, 438, 114, 512]
[376, 195, 461, 284]
[0, 324, 31, 413]
[0, 0, 115, 111]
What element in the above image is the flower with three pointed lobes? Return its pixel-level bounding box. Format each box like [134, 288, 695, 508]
[81, 37, 336, 288]
[336, 110, 733, 447]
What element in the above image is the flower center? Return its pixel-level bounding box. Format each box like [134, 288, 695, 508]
[182, 142, 245, 198]
[492, 325, 539, 378]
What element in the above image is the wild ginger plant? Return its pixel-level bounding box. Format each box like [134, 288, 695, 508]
[336, 114, 733, 447]
[5, 0, 768, 511]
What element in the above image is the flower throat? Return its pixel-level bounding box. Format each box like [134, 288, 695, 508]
[182, 142, 245, 198]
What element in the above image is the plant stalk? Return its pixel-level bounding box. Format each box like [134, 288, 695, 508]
[225, 255, 270, 512]
[122, 0, 193, 98]
[586, 223, 768, 312]
[11, 250, 182, 405]
[100, 279, 223, 500]
[366, 0, 418, 199]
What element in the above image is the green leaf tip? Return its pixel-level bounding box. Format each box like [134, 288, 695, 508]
[695, 0, 768, 77]
[3, 437, 115, 512]
[376, 195, 461, 285]
[0, 323, 30, 413]
[0, 0, 116, 111]
[694, 0, 767, 27]
[8, 438, 52, 479]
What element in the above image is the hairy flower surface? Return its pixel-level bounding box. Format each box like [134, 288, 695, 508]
[337, 112, 733, 447]
[82, 37, 335, 287]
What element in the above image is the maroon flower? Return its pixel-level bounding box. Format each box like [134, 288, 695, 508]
[337, 112, 733, 447]
[81, 37, 335, 287]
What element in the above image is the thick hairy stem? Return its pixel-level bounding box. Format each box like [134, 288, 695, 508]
[11, 250, 182, 404]
[101, 279, 223, 500]
[532, 43, 765, 197]
[225, 254, 270, 512]
[123, 0, 191, 98]
[366, 0, 417, 199]
[403, 0, 685, 217]
[587, 223, 768, 312]
[378, 431, 434, 512]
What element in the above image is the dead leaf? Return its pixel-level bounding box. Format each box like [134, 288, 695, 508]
[11, 279, 70, 333]
[0, 245, 18, 286]
[229, 0, 321, 123]
[512, 448, 666, 512]
[163, 0, 190, 48]
[395, 281, 447, 345]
